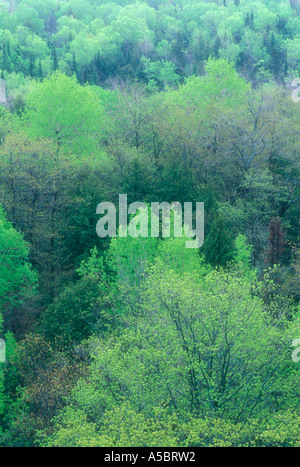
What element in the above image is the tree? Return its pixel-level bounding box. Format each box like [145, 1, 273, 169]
[203, 215, 234, 268]
[38, 60, 43, 80]
[52, 46, 58, 71]
[23, 72, 104, 155]
[5, 334, 84, 446]
[0, 314, 17, 445]
[0, 204, 37, 327]
[141, 57, 180, 92]
[40, 274, 105, 346]
[264, 217, 286, 267]
[40, 264, 299, 445]
[0, 134, 76, 302]
[233, 233, 255, 279]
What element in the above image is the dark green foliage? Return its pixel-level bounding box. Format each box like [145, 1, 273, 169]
[40, 276, 103, 345]
[203, 215, 234, 268]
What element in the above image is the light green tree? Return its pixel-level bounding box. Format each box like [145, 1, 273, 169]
[23, 71, 104, 155]
[39, 264, 300, 447]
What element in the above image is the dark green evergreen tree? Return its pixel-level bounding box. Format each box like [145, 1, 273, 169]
[29, 56, 34, 77]
[212, 35, 222, 58]
[203, 215, 234, 268]
[38, 60, 43, 80]
[72, 52, 77, 77]
[52, 47, 58, 71]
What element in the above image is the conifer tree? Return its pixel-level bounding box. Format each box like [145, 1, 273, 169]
[264, 218, 286, 266]
[52, 47, 58, 71]
[38, 60, 43, 80]
[203, 215, 234, 268]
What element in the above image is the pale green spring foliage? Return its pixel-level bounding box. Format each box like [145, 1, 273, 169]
[40, 256, 300, 447]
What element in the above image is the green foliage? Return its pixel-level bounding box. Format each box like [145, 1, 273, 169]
[233, 233, 255, 278]
[0, 0, 299, 448]
[40, 404, 300, 447]
[23, 72, 104, 155]
[141, 57, 180, 92]
[203, 215, 234, 268]
[0, 0, 299, 98]
[39, 265, 300, 447]
[0, 204, 37, 314]
[40, 275, 103, 345]
[0, 325, 17, 444]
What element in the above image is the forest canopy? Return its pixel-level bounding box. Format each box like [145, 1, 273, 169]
[0, 0, 299, 448]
